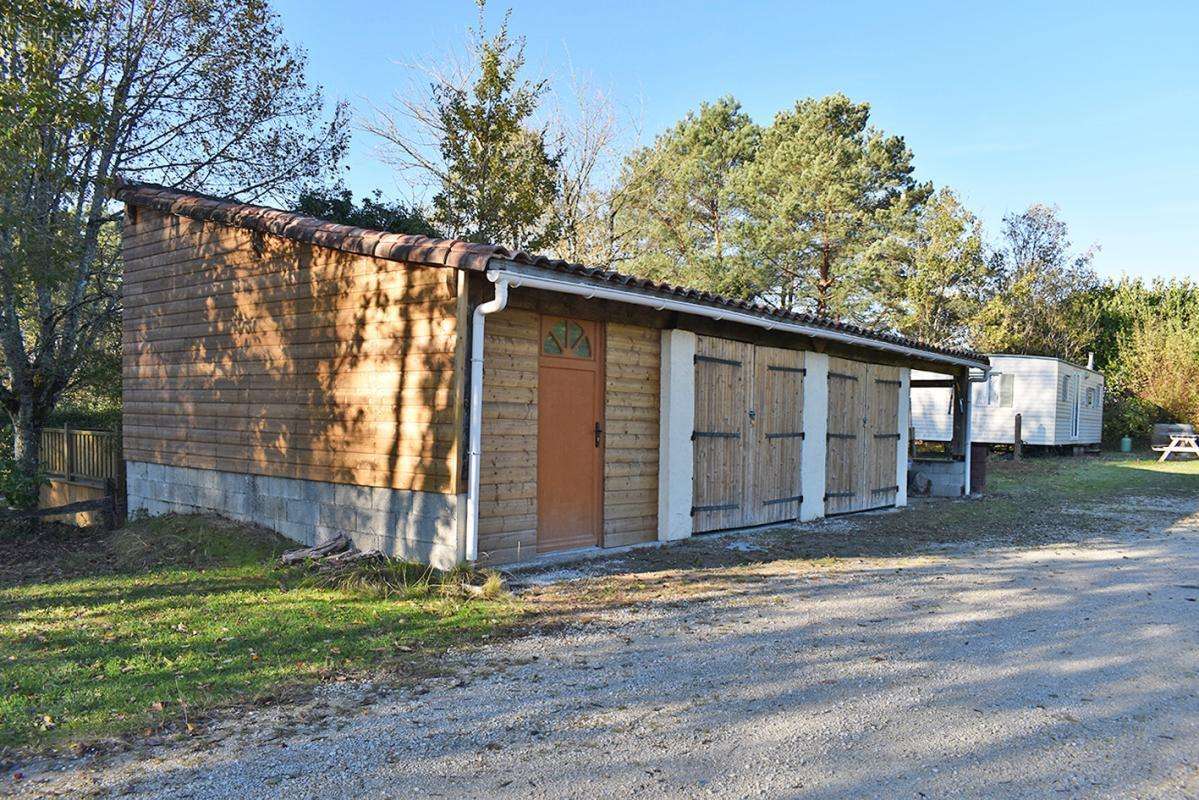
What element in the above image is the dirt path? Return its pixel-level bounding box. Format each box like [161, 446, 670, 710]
[13, 498, 1199, 799]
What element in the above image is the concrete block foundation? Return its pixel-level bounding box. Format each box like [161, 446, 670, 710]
[125, 461, 461, 569]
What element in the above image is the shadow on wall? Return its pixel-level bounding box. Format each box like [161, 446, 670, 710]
[124, 211, 459, 559]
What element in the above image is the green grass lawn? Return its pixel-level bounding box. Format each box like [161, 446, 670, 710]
[905, 452, 1199, 542]
[0, 516, 515, 752]
[989, 451, 1199, 498]
[2, 454, 1195, 754]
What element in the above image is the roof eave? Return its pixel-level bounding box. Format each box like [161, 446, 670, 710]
[489, 260, 989, 370]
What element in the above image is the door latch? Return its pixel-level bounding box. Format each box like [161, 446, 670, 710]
[595, 421, 603, 447]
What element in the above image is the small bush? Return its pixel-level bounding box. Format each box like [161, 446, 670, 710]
[0, 453, 43, 514]
[287, 556, 508, 602]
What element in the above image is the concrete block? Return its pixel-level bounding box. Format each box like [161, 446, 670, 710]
[376, 534, 457, 570]
[275, 520, 314, 547]
[190, 469, 219, 491]
[125, 475, 146, 499]
[409, 492, 454, 522]
[302, 479, 328, 504]
[334, 482, 374, 508]
[218, 471, 249, 496]
[318, 502, 357, 531]
[369, 486, 403, 513]
[195, 487, 224, 508]
[285, 499, 318, 527]
[170, 483, 199, 507]
[355, 508, 391, 535]
[257, 495, 286, 521]
[257, 475, 284, 500]
[269, 477, 302, 501]
[223, 491, 251, 517]
[312, 525, 343, 545]
[146, 462, 165, 483]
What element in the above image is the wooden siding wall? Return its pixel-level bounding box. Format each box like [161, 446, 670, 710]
[122, 208, 461, 493]
[477, 308, 540, 564]
[476, 304, 661, 563]
[603, 323, 660, 548]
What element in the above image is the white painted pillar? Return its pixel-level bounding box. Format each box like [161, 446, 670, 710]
[800, 352, 829, 522]
[896, 367, 911, 507]
[963, 368, 974, 496]
[657, 329, 696, 541]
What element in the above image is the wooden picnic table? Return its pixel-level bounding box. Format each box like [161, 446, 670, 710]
[1158, 434, 1199, 462]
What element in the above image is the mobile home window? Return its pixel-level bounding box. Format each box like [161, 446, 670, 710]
[1060, 376, 1069, 402]
[985, 374, 1000, 406]
[981, 373, 1014, 407]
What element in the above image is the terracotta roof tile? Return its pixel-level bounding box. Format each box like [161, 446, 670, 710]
[113, 178, 985, 364]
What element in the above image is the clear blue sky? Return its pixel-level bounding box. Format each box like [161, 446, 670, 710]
[273, 0, 1198, 281]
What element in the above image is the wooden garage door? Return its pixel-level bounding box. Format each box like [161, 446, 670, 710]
[865, 364, 902, 509]
[825, 356, 901, 514]
[692, 337, 805, 533]
[691, 337, 751, 532]
[751, 346, 806, 524]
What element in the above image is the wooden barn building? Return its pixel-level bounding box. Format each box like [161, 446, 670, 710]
[116, 181, 988, 568]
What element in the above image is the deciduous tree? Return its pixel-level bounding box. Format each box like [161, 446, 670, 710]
[0, 0, 347, 505]
[971, 204, 1099, 360]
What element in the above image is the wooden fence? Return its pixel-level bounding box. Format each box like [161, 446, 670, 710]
[42, 426, 121, 487]
[36, 427, 125, 528]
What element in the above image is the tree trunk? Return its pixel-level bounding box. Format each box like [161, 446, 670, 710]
[10, 405, 43, 511]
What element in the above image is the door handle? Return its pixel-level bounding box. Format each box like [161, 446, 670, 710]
[595, 422, 603, 447]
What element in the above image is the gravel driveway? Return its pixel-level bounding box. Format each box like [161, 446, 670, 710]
[16, 498, 1199, 799]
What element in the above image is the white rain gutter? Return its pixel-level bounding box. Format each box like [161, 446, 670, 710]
[486, 265, 988, 369]
[464, 273, 510, 563]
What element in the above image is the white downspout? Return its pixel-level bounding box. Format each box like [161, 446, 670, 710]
[465, 274, 509, 563]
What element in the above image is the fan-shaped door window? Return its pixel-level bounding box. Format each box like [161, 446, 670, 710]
[543, 318, 592, 359]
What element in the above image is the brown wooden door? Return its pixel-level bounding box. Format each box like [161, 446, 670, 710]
[537, 317, 604, 552]
[691, 336, 751, 533]
[825, 358, 902, 515]
[749, 346, 805, 524]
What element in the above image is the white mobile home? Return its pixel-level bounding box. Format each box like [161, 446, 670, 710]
[912, 355, 1104, 446]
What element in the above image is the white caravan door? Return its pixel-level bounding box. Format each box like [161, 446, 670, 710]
[1070, 375, 1081, 439]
